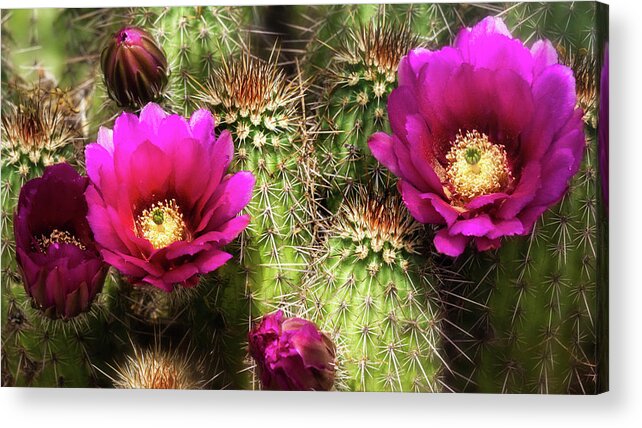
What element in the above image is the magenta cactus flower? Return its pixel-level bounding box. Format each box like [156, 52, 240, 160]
[85, 103, 254, 291]
[368, 16, 585, 257]
[249, 311, 336, 391]
[14, 163, 107, 319]
[101, 26, 168, 108]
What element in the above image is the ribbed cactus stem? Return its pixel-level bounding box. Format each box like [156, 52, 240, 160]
[304, 188, 446, 392]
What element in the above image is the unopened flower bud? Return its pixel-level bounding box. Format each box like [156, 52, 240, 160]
[249, 311, 336, 391]
[101, 27, 168, 108]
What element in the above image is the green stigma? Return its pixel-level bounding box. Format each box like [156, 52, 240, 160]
[464, 147, 482, 165]
[152, 209, 165, 225]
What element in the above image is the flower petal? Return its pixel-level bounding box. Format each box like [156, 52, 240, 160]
[433, 229, 469, 257]
[203, 171, 256, 231]
[398, 181, 446, 225]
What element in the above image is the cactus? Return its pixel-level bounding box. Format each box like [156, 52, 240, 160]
[302, 188, 447, 392]
[193, 53, 314, 387]
[0, 82, 126, 387]
[450, 129, 598, 393]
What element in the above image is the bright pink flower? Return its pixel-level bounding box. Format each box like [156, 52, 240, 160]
[249, 311, 336, 391]
[368, 17, 585, 257]
[85, 103, 254, 291]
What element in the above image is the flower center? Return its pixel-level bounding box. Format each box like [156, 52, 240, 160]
[36, 229, 86, 251]
[136, 199, 186, 249]
[445, 130, 512, 203]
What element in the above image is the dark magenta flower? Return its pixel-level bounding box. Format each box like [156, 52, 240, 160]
[85, 103, 254, 291]
[14, 163, 107, 319]
[101, 26, 168, 108]
[368, 17, 585, 257]
[249, 311, 336, 391]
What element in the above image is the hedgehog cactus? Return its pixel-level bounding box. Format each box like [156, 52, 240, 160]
[303, 188, 446, 392]
[1, 104, 124, 386]
[199, 54, 313, 318]
[442, 3, 606, 394]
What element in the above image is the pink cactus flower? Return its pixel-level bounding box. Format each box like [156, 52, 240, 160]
[85, 103, 254, 291]
[368, 17, 585, 257]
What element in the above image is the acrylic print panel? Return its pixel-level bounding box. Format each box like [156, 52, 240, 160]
[0, 2, 608, 393]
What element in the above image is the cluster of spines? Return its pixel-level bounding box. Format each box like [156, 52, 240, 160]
[108, 344, 204, 390]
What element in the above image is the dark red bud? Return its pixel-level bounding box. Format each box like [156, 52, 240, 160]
[101, 27, 168, 108]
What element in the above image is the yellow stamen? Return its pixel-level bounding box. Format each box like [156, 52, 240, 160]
[37, 229, 86, 251]
[446, 130, 512, 204]
[136, 199, 186, 249]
